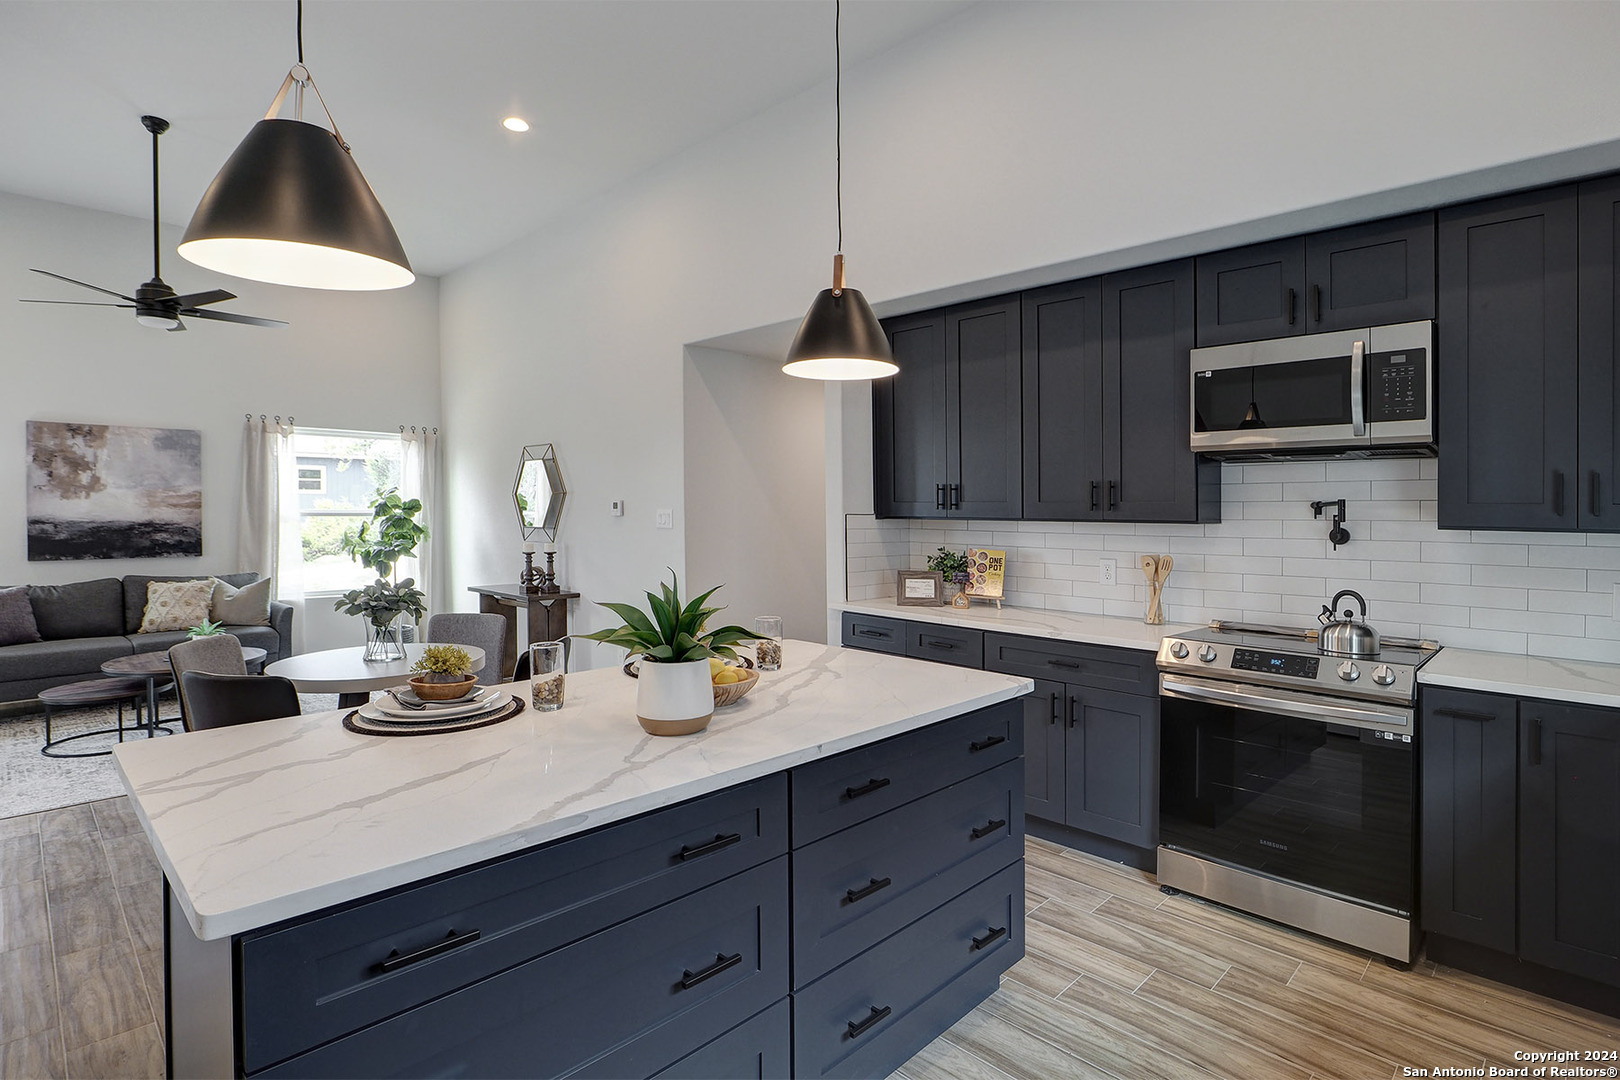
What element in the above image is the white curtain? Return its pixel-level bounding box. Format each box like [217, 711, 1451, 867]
[236, 415, 305, 648]
[401, 427, 439, 616]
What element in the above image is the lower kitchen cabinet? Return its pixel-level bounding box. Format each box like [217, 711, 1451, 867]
[1420, 686, 1620, 1007]
[1022, 679, 1066, 821]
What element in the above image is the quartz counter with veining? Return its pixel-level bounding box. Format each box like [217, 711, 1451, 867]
[113, 640, 1032, 941]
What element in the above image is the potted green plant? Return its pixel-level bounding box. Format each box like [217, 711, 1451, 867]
[582, 571, 763, 736]
[409, 644, 477, 701]
[927, 546, 974, 609]
[333, 488, 429, 662]
[186, 618, 226, 639]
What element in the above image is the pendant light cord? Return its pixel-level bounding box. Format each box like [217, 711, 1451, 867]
[835, 0, 842, 256]
[150, 124, 161, 279]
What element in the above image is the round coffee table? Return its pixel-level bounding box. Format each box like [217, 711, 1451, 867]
[102, 646, 269, 729]
[39, 677, 155, 758]
[265, 644, 486, 709]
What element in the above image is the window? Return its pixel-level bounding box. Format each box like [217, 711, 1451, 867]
[294, 431, 406, 594]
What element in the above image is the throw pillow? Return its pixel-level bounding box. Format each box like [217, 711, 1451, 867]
[0, 586, 42, 646]
[210, 576, 273, 626]
[138, 579, 217, 634]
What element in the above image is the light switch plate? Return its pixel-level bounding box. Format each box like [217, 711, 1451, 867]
[609, 500, 624, 517]
[655, 508, 674, 529]
[1099, 558, 1117, 586]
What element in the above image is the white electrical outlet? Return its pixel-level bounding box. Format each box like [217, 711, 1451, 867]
[655, 508, 674, 529]
[609, 500, 624, 517]
[1099, 558, 1117, 586]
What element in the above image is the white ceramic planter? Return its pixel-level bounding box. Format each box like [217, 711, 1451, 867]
[635, 658, 714, 736]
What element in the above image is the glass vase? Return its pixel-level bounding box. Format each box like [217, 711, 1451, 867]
[363, 620, 406, 662]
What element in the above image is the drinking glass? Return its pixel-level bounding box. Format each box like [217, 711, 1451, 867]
[529, 641, 566, 711]
[754, 616, 783, 671]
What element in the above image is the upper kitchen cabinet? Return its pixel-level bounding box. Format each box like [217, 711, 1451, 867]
[1579, 175, 1620, 528]
[873, 297, 1021, 519]
[1438, 186, 1580, 531]
[1195, 213, 1436, 347]
[1022, 278, 1105, 520]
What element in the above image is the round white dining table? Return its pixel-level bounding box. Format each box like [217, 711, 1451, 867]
[265, 644, 486, 708]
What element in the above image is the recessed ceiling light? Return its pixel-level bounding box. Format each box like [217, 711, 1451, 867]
[502, 116, 530, 133]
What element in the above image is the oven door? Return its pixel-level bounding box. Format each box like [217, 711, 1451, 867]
[1158, 674, 1415, 916]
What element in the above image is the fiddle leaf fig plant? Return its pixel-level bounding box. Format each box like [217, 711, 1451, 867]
[333, 487, 428, 630]
[583, 571, 763, 663]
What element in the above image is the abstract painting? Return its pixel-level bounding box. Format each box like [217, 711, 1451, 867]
[27, 421, 202, 561]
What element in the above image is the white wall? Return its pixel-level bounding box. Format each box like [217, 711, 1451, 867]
[2, 191, 441, 649]
[683, 346, 826, 645]
[438, 1, 1620, 667]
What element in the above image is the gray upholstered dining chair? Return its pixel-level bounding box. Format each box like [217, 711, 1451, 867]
[169, 634, 248, 731]
[425, 613, 508, 685]
[179, 672, 302, 731]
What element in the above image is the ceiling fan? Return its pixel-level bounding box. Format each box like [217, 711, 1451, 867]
[20, 115, 287, 332]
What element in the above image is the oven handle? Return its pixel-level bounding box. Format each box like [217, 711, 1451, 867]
[1159, 674, 1411, 731]
[1350, 339, 1367, 438]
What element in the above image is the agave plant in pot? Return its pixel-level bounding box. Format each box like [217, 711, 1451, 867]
[582, 572, 763, 736]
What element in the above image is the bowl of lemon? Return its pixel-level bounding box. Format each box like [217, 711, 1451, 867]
[710, 656, 759, 707]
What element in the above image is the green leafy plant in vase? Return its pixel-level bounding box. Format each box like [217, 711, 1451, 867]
[927, 546, 974, 607]
[333, 487, 429, 662]
[582, 571, 763, 736]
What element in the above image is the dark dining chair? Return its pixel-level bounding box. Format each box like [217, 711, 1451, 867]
[169, 634, 248, 730]
[178, 671, 302, 732]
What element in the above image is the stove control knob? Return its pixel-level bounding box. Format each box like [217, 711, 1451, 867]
[1169, 641, 1189, 659]
[1372, 664, 1396, 687]
[1337, 661, 1360, 682]
[1197, 645, 1218, 663]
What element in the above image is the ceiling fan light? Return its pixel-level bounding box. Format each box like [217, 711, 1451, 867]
[136, 312, 181, 330]
[179, 118, 412, 291]
[782, 285, 896, 381]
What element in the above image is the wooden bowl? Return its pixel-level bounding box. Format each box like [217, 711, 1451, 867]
[408, 674, 478, 701]
[712, 666, 759, 708]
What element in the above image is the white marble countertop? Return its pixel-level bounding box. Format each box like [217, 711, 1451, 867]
[1419, 648, 1620, 709]
[838, 599, 1194, 653]
[114, 641, 1032, 941]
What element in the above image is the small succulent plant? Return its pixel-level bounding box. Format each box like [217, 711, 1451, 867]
[186, 618, 226, 639]
[412, 644, 474, 677]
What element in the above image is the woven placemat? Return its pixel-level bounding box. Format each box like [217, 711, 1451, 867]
[343, 695, 527, 737]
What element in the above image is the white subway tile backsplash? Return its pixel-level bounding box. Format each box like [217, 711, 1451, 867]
[851, 459, 1620, 661]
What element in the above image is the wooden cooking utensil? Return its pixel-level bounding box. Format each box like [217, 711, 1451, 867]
[1144, 553, 1172, 625]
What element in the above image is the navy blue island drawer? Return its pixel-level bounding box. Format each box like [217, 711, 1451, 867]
[904, 622, 984, 668]
[240, 774, 787, 1074]
[791, 699, 1022, 847]
[793, 758, 1024, 986]
[649, 998, 792, 1079]
[254, 857, 790, 1079]
[792, 860, 1024, 1080]
[841, 611, 905, 654]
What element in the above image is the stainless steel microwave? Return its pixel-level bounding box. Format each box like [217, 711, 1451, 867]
[1189, 320, 1434, 460]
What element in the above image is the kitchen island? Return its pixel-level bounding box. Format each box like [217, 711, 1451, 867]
[114, 641, 1032, 1078]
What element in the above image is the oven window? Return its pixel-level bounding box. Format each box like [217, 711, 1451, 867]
[1159, 697, 1413, 914]
[1194, 357, 1353, 432]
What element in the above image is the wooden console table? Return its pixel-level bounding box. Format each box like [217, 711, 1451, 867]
[468, 584, 580, 677]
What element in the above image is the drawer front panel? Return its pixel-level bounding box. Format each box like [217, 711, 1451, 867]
[792, 860, 1024, 1080]
[241, 775, 788, 1073]
[254, 858, 790, 1079]
[903, 623, 985, 668]
[794, 760, 1024, 986]
[984, 632, 1156, 694]
[792, 700, 1022, 846]
[649, 999, 792, 1080]
[841, 612, 905, 654]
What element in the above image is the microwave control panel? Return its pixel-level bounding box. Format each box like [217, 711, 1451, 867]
[1231, 648, 1320, 679]
[1366, 350, 1426, 421]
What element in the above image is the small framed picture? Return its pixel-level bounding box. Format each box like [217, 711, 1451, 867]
[896, 570, 945, 606]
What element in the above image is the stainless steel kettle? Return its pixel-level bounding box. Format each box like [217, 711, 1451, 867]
[1318, 589, 1380, 657]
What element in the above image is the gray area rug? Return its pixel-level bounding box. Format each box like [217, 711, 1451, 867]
[0, 692, 339, 820]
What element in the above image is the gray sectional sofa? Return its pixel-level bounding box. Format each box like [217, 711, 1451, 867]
[1, 573, 293, 703]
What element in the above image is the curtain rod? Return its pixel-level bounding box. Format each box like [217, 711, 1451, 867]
[242, 415, 438, 435]
[245, 413, 294, 424]
[400, 425, 439, 435]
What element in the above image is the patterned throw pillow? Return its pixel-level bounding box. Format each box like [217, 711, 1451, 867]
[138, 579, 217, 634]
[0, 586, 42, 646]
[210, 577, 273, 626]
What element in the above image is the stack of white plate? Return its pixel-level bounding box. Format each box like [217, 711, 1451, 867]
[357, 685, 508, 725]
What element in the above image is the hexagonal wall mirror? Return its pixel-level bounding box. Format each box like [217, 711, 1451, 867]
[514, 444, 566, 542]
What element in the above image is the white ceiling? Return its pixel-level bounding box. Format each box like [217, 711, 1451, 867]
[0, 0, 970, 277]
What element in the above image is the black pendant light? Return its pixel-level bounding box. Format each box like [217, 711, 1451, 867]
[782, 0, 896, 381]
[179, 1, 412, 291]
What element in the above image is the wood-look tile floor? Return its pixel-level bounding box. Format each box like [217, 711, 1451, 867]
[4, 806, 1619, 1080]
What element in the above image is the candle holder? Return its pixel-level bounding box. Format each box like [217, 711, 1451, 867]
[520, 551, 542, 595]
[539, 550, 561, 595]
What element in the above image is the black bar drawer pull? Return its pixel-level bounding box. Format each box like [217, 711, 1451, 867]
[856, 627, 891, 639]
[845, 876, 892, 904]
[949, 484, 961, 509]
[1107, 480, 1117, 510]
[847, 1004, 891, 1039]
[1287, 286, 1297, 325]
[1434, 708, 1496, 723]
[969, 735, 1007, 753]
[377, 928, 482, 973]
[679, 951, 743, 990]
[1050, 694, 1061, 725]
[1312, 283, 1322, 323]
[1554, 470, 1566, 517]
[1047, 658, 1081, 670]
[971, 926, 1007, 951]
[1089, 480, 1099, 511]
[844, 777, 891, 801]
[921, 637, 958, 650]
[1531, 717, 1543, 766]
[971, 819, 1008, 841]
[935, 484, 946, 511]
[677, 832, 742, 861]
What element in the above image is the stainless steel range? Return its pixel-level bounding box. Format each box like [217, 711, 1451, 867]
[1155, 595, 1439, 964]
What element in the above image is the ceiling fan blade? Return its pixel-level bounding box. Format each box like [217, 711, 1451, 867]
[29, 269, 138, 302]
[169, 288, 236, 308]
[182, 308, 288, 329]
[20, 299, 136, 308]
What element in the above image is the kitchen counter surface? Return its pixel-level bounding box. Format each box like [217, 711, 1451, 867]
[1419, 648, 1620, 709]
[838, 598, 1193, 653]
[114, 641, 1031, 941]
